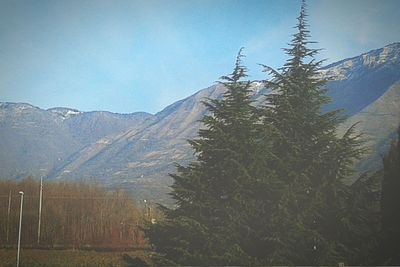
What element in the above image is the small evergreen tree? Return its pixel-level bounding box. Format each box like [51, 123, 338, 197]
[379, 127, 400, 264]
[345, 171, 381, 265]
[259, 1, 365, 264]
[146, 49, 261, 265]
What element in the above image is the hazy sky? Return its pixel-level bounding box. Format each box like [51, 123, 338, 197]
[0, 0, 399, 114]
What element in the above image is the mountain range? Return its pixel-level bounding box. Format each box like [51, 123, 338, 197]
[1, 42, 399, 204]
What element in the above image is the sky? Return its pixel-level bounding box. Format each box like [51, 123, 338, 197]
[0, 0, 399, 114]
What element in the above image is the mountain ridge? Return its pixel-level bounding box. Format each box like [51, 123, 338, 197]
[1, 43, 400, 204]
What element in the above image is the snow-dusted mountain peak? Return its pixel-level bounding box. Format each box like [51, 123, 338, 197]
[320, 42, 400, 81]
[0, 102, 36, 110]
[47, 107, 82, 119]
[361, 42, 400, 67]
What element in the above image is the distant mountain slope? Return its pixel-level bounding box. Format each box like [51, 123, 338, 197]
[0, 103, 152, 179]
[338, 81, 400, 176]
[322, 43, 400, 116]
[64, 110, 152, 146]
[1, 43, 399, 204]
[0, 103, 80, 179]
[47, 84, 231, 204]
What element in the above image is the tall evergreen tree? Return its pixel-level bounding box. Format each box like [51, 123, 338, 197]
[259, 1, 364, 264]
[146, 49, 261, 265]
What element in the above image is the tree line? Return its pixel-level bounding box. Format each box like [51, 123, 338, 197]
[146, 1, 400, 265]
[0, 177, 147, 250]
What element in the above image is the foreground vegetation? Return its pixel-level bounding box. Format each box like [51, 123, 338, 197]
[0, 248, 150, 267]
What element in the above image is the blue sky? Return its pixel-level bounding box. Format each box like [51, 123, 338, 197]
[0, 0, 399, 114]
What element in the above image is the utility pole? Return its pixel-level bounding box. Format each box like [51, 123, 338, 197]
[17, 191, 24, 267]
[37, 177, 43, 245]
[6, 190, 11, 244]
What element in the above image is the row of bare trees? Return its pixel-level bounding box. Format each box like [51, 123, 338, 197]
[0, 178, 148, 250]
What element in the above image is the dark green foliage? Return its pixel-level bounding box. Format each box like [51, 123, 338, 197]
[146, 49, 261, 265]
[379, 127, 400, 264]
[345, 171, 381, 264]
[123, 254, 150, 267]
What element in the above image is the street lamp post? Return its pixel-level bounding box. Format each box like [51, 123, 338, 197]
[17, 191, 24, 267]
[37, 177, 43, 245]
[143, 199, 149, 220]
[6, 190, 11, 244]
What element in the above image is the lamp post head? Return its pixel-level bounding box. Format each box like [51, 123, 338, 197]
[19, 191, 24, 195]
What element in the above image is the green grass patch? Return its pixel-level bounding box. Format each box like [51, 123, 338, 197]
[0, 249, 149, 267]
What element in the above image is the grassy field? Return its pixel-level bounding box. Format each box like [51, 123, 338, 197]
[0, 249, 150, 267]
